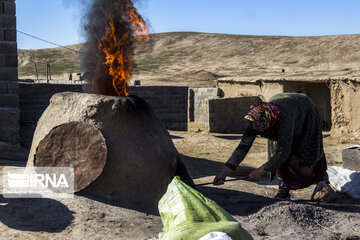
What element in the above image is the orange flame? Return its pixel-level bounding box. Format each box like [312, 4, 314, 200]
[98, 2, 150, 97]
[126, 3, 151, 42]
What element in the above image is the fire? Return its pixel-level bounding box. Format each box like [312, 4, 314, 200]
[97, 1, 150, 97]
[126, 3, 151, 42]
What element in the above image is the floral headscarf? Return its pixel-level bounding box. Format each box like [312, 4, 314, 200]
[244, 102, 280, 131]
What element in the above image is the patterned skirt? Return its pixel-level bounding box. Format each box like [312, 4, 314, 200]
[275, 149, 328, 190]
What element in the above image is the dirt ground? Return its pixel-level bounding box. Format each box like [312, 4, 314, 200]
[0, 126, 359, 240]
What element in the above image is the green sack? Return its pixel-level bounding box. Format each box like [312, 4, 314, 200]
[158, 176, 253, 240]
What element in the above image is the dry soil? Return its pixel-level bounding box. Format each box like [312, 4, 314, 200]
[0, 126, 359, 240]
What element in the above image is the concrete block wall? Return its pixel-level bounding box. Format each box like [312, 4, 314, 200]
[342, 145, 360, 171]
[206, 97, 261, 133]
[19, 83, 83, 147]
[129, 86, 188, 131]
[189, 88, 219, 122]
[0, 0, 20, 155]
[19, 84, 188, 147]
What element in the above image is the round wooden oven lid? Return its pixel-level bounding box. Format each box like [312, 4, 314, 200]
[35, 121, 107, 192]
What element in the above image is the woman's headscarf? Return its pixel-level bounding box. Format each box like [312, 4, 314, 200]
[244, 102, 280, 131]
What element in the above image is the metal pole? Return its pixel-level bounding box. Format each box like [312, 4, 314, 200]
[195, 176, 248, 187]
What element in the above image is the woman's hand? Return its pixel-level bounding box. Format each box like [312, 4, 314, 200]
[248, 166, 267, 181]
[213, 166, 234, 185]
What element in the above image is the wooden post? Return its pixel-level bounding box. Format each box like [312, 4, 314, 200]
[31, 53, 39, 81]
[49, 64, 51, 80]
[46, 64, 51, 83]
[46, 64, 49, 83]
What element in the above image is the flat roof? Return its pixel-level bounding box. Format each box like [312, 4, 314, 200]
[218, 77, 360, 84]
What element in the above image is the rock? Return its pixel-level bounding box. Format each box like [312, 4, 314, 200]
[342, 145, 360, 171]
[27, 92, 179, 207]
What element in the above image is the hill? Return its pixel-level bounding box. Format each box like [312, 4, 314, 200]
[18, 32, 360, 87]
[18, 44, 83, 79]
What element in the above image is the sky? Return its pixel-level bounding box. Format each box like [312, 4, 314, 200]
[16, 0, 360, 49]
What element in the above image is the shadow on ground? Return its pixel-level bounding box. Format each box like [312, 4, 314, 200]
[0, 195, 74, 232]
[198, 186, 276, 216]
[213, 135, 242, 140]
[180, 154, 256, 179]
[76, 192, 160, 216]
[198, 186, 360, 218]
[170, 134, 184, 140]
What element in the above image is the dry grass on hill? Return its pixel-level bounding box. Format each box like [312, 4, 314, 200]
[18, 32, 360, 87]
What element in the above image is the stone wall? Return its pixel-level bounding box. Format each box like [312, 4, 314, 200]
[0, 0, 20, 156]
[206, 97, 261, 133]
[19, 84, 188, 147]
[189, 88, 218, 122]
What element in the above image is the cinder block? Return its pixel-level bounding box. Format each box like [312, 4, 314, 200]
[0, 67, 18, 80]
[7, 81, 18, 94]
[0, 81, 6, 93]
[0, 107, 19, 143]
[0, 28, 4, 40]
[32, 104, 48, 111]
[0, 94, 18, 107]
[0, 55, 5, 67]
[19, 88, 33, 98]
[20, 124, 36, 147]
[32, 99, 48, 105]
[342, 145, 360, 171]
[20, 113, 33, 124]
[0, 141, 19, 152]
[20, 109, 32, 119]
[3, 1, 15, 15]
[33, 110, 45, 122]
[0, 41, 16, 54]
[4, 29, 15, 41]
[0, 81, 18, 94]
[6, 55, 17, 67]
[0, 124, 19, 143]
[0, 15, 15, 28]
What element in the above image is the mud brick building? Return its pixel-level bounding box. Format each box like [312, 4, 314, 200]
[217, 77, 360, 139]
[0, 0, 20, 158]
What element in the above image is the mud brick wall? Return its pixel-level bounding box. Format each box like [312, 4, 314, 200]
[0, 0, 20, 154]
[206, 97, 261, 133]
[330, 80, 360, 141]
[19, 83, 83, 147]
[19, 84, 188, 147]
[129, 86, 188, 131]
[189, 88, 219, 122]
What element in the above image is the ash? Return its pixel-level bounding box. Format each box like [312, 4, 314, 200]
[254, 201, 334, 228]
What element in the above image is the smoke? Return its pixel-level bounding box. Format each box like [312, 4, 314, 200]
[81, 0, 148, 96]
